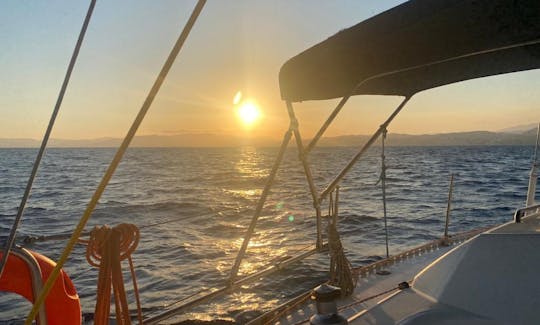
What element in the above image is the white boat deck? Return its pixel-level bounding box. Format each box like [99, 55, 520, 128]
[257, 207, 540, 325]
[259, 228, 485, 325]
[347, 208, 540, 325]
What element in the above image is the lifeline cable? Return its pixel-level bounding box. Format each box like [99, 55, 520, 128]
[0, 0, 97, 280]
[21, 206, 251, 244]
[381, 128, 390, 258]
[25, 1, 207, 323]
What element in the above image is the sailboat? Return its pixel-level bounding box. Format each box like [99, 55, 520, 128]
[1, 0, 540, 324]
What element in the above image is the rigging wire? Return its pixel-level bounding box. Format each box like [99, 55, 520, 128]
[0, 0, 97, 280]
[375, 128, 390, 258]
[25, 1, 207, 323]
[381, 128, 390, 258]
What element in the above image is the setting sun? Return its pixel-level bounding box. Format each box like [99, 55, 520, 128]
[236, 100, 261, 127]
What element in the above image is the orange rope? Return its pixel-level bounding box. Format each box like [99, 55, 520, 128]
[86, 224, 141, 325]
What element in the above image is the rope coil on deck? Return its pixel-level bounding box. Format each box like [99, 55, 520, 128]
[328, 189, 357, 297]
[328, 223, 356, 296]
[86, 223, 142, 325]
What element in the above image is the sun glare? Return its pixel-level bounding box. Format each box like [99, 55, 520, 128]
[236, 100, 261, 127]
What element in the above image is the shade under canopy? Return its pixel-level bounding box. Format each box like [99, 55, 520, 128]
[279, 0, 540, 102]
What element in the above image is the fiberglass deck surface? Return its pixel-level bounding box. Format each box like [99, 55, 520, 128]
[347, 209, 540, 325]
[275, 240, 461, 324]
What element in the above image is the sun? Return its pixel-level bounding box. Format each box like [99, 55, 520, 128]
[236, 100, 261, 127]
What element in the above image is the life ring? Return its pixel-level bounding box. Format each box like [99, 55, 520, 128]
[0, 248, 81, 325]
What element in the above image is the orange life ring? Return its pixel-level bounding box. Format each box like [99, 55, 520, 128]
[0, 249, 81, 325]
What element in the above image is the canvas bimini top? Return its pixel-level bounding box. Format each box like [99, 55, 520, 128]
[279, 0, 540, 102]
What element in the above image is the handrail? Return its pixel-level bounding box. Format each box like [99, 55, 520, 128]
[513, 204, 540, 223]
[11, 247, 47, 325]
[526, 123, 540, 206]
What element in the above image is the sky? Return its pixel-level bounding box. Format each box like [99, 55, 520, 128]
[1, 0, 539, 142]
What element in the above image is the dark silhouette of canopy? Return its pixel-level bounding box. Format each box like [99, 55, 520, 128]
[279, 0, 540, 102]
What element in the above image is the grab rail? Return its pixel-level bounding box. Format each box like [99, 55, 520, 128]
[8, 247, 47, 325]
[513, 204, 540, 223]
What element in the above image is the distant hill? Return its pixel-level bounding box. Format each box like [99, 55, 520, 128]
[318, 130, 538, 147]
[0, 127, 537, 148]
[0, 134, 277, 148]
[498, 123, 539, 134]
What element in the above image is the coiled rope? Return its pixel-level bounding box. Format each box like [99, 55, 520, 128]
[86, 223, 141, 325]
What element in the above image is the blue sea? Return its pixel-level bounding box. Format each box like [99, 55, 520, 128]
[0, 146, 537, 323]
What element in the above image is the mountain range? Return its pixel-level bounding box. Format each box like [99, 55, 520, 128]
[0, 126, 537, 148]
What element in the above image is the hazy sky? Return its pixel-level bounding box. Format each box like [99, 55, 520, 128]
[1, 0, 539, 141]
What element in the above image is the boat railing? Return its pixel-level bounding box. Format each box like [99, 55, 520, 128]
[5, 247, 48, 325]
[513, 204, 540, 223]
[526, 123, 540, 207]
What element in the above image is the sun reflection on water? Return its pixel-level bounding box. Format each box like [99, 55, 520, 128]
[234, 147, 268, 179]
[166, 145, 317, 321]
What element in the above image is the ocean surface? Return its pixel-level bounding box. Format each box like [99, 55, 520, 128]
[0, 146, 538, 324]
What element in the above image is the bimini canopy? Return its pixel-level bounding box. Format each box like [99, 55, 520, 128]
[279, 0, 540, 102]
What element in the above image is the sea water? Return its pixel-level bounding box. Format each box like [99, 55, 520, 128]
[0, 146, 537, 323]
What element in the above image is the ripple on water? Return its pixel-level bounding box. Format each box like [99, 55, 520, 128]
[0, 146, 537, 321]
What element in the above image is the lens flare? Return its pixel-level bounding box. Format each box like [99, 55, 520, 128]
[233, 91, 242, 105]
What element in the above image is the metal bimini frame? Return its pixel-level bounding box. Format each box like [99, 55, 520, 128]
[229, 38, 540, 284]
[144, 94, 412, 324]
[145, 39, 540, 324]
[228, 95, 412, 283]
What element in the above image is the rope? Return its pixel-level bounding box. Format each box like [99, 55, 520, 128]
[328, 224, 356, 296]
[327, 189, 356, 297]
[86, 224, 141, 325]
[0, 0, 97, 280]
[25, 2, 207, 323]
